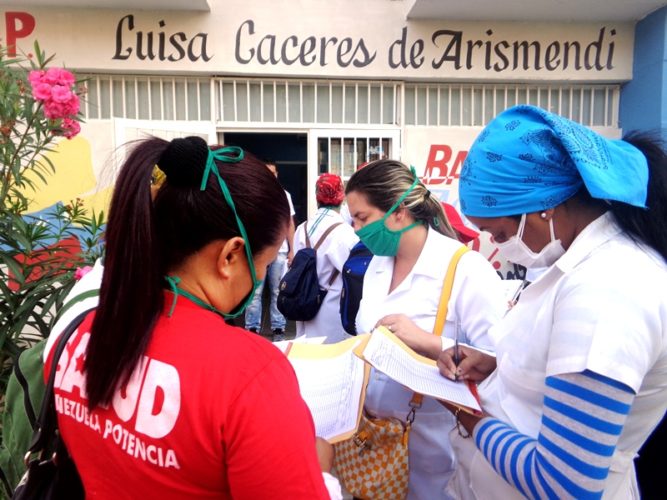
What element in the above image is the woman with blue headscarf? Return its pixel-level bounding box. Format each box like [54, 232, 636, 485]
[437, 105, 667, 500]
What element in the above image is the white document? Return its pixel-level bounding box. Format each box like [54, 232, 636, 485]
[272, 335, 327, 353]
[287, 337, 368, 443]
[362, 329, 481, 412]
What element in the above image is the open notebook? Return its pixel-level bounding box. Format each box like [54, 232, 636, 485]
[274, 336, 370, 443]
[357, 327, 482, 414]
[274, 327, 483, 444]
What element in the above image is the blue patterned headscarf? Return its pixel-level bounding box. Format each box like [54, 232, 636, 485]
[459, 105, 648, 217]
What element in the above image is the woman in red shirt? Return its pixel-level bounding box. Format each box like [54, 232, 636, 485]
[48, 137, 332, 498]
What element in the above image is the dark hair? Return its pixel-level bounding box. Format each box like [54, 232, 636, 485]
[610, 131, 667, 262]
[346, 159, 457, 239]
[85, 136, 289, 408]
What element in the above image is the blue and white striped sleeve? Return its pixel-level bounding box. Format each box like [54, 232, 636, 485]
[474, 370, 635, 499]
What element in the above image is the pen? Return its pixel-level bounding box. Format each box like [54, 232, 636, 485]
[453, 321, 461, 381]
[507, 279, 528, 311]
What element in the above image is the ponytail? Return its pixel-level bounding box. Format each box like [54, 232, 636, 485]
[85, 138, 168, 409]
[611, 132, 667, 262]
[418, 191, 457, 239]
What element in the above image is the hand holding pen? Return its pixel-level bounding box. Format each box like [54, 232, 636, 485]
[438, 323, 497, 383]
[453, 322, 461, 380]
[506, 279, 528, 311]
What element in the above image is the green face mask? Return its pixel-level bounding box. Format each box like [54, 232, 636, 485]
[355, 168, 422, 257]
[166, 146, 262, 319]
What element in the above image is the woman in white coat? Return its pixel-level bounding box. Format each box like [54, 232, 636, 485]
[293, 173, 358, 343]
[438, 105, 667, 499]
[345, 160, 506, 499]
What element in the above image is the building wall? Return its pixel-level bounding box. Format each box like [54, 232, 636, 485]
[620, 5, 667, 139]
[1, 2, 648, 279]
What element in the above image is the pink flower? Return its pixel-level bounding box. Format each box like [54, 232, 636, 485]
[74, 265, 93, 280]
[43, 94, 79, 119]
[60, 117, 81, 139]
[66, 93, 80, 114]
[50, 85, 74, 103]
[44, 67, 75, 87]
[28, 66, 81, 132]
[32, 82, 52, 101]
[28, 70, 45, 86]
[44, 101, 67, 119]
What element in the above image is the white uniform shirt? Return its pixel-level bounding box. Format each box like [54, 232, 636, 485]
[44, 258, 104, 360]
[355, 228, 506, 500]
[449, 212, 667, 500]
[293, 208, 359, 343]
[279, 190, 296, 254]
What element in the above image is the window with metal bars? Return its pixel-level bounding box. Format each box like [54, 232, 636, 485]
[81, 74, 400, 126]
[404, 83, 619, 128]
[81, 74, 212, 121]
[215, 78, 400, 125]
[80, 74, 619, 129]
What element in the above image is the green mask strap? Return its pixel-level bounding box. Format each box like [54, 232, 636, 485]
[165, 275, 226, 318]
[381, 166, 421, 222]
[199, 146, 260, 319]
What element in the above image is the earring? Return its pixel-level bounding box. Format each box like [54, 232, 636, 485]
[540, 212, 547, 219]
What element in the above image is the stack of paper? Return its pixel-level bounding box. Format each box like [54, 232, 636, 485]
[358, 327, 481, 414]
[279, 328, 482, 443]
[283, 336, 370, 443]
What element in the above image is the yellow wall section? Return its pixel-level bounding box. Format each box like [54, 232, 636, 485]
[24, 135, 111, 219]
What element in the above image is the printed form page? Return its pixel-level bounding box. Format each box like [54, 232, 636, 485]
[362, 329, 481, 412]
[288, 336, 369, 443]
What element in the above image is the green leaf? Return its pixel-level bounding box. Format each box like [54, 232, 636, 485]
[0, 253, 25, 284]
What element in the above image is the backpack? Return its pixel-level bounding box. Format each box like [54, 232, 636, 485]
[277, 222, 342, 321]
[339, 241, 373, 335]
[0, 290, 97, 498]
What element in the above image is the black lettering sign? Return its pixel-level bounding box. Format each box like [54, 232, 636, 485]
[113, 14, 212, 62]
[431, 26, 616, 73]
[234, 19, 376, 68]
[432, 30, 463, 70]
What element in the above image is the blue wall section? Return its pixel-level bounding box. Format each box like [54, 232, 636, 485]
[620, 6, 667, 140]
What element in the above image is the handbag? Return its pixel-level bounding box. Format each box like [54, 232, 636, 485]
[12, 308, 94, 500]
[333, 246, 469, 499]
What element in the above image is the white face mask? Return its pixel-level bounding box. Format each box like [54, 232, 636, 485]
[495, 213, 565, 269]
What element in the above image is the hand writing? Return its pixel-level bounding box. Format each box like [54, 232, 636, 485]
[437, 345, 497, 382]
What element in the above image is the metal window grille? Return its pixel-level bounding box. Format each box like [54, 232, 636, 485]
[215, 78, 400, 126]
[81, 74, 212, 121]
[403, 83, 620, 128]
[80, 74, 618, 130]
[318, 136, 393, 180]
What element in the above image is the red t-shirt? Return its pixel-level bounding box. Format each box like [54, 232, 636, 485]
[46, 294, 329, 499]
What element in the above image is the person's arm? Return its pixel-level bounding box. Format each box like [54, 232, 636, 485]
[287, 216, 296, 266]
[285, 191, 296, 266]
[464, 370, 634, 499]
[449, 250, 505, 352]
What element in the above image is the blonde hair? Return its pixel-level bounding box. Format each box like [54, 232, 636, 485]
[346, 159, 456, 239]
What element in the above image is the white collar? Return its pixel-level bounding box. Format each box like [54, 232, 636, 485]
[555, 211, 621, 273]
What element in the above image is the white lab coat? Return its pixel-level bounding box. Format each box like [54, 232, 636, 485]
[355, 228, 506, 500]
[293, 208, 359, 343]
[448, 213, 667, 500]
